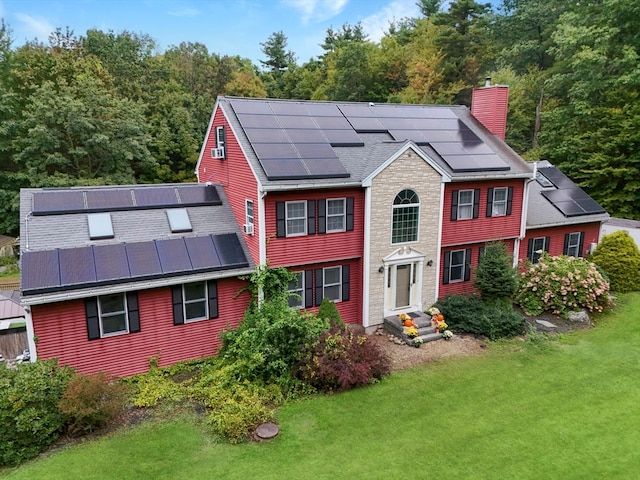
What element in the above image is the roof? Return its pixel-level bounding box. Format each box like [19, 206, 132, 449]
[213, 96, 533, 191]
[527, 161, 609, 229]
[0, 291, 25, 320]
[19, 183, 254, 304]
[603, 217, 640, 229]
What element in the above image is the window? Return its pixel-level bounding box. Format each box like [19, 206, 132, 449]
[88, 213, 114, 240]
[564, 232, 583, 257]
[527, 237, 550, 264]
[216, 126, 225, 149]
[451, 189, 480, 221]
[392, 189, 420, 244]
[323, 266, 342, 302]
[536, 170, 553, 187]
[314, 265, 350, 306]
[85, 292, 140, 340]
[172, 280, 218, 325]
[326, 198, 346, 232]
[166, 208, 192, 233]
[444, 249, 471, 284]
[245, 200, 254, 227]
[488, 188, 506, 216]
[288, 272, 304, 308]
[286, 201, 307, 236]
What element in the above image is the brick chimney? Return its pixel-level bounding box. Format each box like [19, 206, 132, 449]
[471, 77, 509, 141]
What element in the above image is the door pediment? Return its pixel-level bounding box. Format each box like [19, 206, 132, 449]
[383, 246, 425, 263]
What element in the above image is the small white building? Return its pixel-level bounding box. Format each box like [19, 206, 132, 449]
[600, 217, 640, 250]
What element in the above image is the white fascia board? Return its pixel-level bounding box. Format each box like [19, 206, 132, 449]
[362, 142, 451, 187]
[194, 97, 221, 180]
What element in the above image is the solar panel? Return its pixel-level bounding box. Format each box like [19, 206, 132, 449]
[303, 158, 351, 177]
[304, 103, 342, 116]
[296, 143, 338, 159]
[284, 129, 328, 143]
[156, 238, 193, 274]
[269, 102, 309, 115]
[93, 244, 130, 281]
[337, 104, 374, 117]
[324, 129, 365, 147]
[32, 191, 85, 215]
[260, 158, 310, 179]
[313, 116, 353, 129]
[438, 154, 510, 172]
[575, 197, 606, 214]
[236, 113, 280, 129]
[21, 250, 60, 291]
[230, 99, 273, 115]
[212, 233, 248, 268]
[430, 142, 494, 155]
[244, 128, 290, 143]
[134, 187, 179, 207]
[126, 241, 162, 277]
[389, 129, 428, 143]
[85, 189, 133, 210]
[58, 246, 96, 286]
[537, 167, 576, 189]
[253, 143, 300, 159]
[278, 115, 317, 129]
[177, 185, 221, 205]
[421, 130, 455, 142]
[185, 235, 222, 270]
[345, 116, 386, 132]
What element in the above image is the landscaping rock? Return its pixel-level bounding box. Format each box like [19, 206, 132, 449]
[568, 310, 590, 323]
[254, 422, 279, 440]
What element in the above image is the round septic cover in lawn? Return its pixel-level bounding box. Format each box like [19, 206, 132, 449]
[255, 423, 279, 440]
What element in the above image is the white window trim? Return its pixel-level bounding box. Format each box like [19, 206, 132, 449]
[323, 266, 342, 303]
[98, 293, 129, 337]
[567, 232, 581, 257]
[183, 281, 208, 323]
[326, 197, 346, 233]
[245, 199, 254, 226]
[391, 190, 420, 245]
[492, 187, 508, 217]
[285, 200, 307, 237]
[448, 249, 467, 283]
[215, 126, 225, 148]
[530, 237, 548, 263]
[288, 272, 304, 308]
[457, 190, 474, 220]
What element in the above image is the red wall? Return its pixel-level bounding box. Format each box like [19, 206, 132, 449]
[198, 107, 260, 264]
[441, 179, 524, 247]
[32, 278, 250, 377]
[519, 222, 602, 260]
[265, 188, 365, 266]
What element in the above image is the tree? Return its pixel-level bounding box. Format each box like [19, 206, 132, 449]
[416, 0, 444, 18]
[259, 31, 296, 97]
[590, 230, 640, 293]
[473, 242, 517, 306]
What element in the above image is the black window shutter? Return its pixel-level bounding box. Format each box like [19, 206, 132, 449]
[527, 239, 534, 260]
[450, 191, 459, 221]
[346, 197, 354, 231]
[127, 292, 140, 333]
[315, 269, 323, 306]
[544, 236, 551, 253]
[578, 232, 585, 257]
[85, 298, 100, 340]
[207, 280, 219, 318]
[317, 199, 326, 234]
[464, 249, 472, 281]
[276, 202, 286, 238]
[307, 200, 316, 235]
[342, 264, 350, 301]
[172, 286, 184, 326]
[443, 251, 451, 284]
[473, 189, 480, 219]
[506, 187, 514, 215]
[486, 188, 494, 217]
[563, 233, 570, 255]
[304, 270, 313, 308]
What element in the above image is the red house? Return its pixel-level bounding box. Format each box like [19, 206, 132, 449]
[20, 85, 608, 375]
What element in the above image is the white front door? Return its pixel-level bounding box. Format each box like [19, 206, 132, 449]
[395, 263, 412, 309]
[384, 261, 422, 315]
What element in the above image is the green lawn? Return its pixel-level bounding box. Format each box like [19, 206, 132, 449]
[3, 294, 640, 479]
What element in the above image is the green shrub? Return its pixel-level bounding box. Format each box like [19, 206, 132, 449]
[0, 360, 75, 466]
[296, 324, 392, 392]
[317, 298, 344, 327]
[516, 254, 612, 317]
[473, 241, 517, 306]
[434, 294, 526, 340]
[590, 230, 640, 293]
[58, 372, 129, 436]
[219, 296, 329, 392]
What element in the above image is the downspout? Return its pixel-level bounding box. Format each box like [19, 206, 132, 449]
[434, 181, 446, 302]
[362, 186, 372, 330]
[24, 306, 37, 362]
[516, 162, 537, 267]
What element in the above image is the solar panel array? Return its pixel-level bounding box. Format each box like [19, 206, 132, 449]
[538, 167, 606, 217]
[230, 99, 511, 178]
[21, 233, 249, 294]
[32, 185, 221, 215]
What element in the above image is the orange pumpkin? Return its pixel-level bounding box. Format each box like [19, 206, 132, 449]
[404, 319, 413, 327]
[435, 313, 444, 322]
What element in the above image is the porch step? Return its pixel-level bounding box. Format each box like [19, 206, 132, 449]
[383, 312, 444, 345]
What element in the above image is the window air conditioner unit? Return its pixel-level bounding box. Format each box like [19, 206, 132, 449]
[211, 147, 225, 159]
[243, 223, 254, 235]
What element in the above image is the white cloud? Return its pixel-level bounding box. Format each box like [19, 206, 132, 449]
[282, 0, 347, 24]
[168, 8, 200, 18]
[14, 13, 55, 41]
[360, 0, 420, 43]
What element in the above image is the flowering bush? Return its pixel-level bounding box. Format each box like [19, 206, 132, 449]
[436, 320, 448, 331]
[442, 330, 454, 340]
[412, 337, 423, 348]
[406, 326, 419, 338]
[516, 254, 612, 317]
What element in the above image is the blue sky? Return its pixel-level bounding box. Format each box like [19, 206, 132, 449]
[1, 0, 432, 65]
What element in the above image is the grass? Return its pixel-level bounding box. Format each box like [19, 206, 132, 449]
[3, 293, 640, 479]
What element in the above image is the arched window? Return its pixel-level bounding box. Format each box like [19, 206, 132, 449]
[392, 189, 420, 244]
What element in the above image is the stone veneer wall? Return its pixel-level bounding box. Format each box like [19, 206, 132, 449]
[367, 149, 442, 328]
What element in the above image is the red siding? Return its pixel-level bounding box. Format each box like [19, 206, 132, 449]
[520, 223, 602, 260]
[198, 107, 260, 264]
[265, 188, 365, 266]
[471, 85, 509, 140]
[32, 278, 251, 377]
[439, 240, 515, 298]
[442, 180, 524, 247]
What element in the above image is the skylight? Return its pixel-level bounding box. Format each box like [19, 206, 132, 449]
[536, 170, 554, 188]
[167, 208, 192, 233]
[87, 213, 114, 240]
